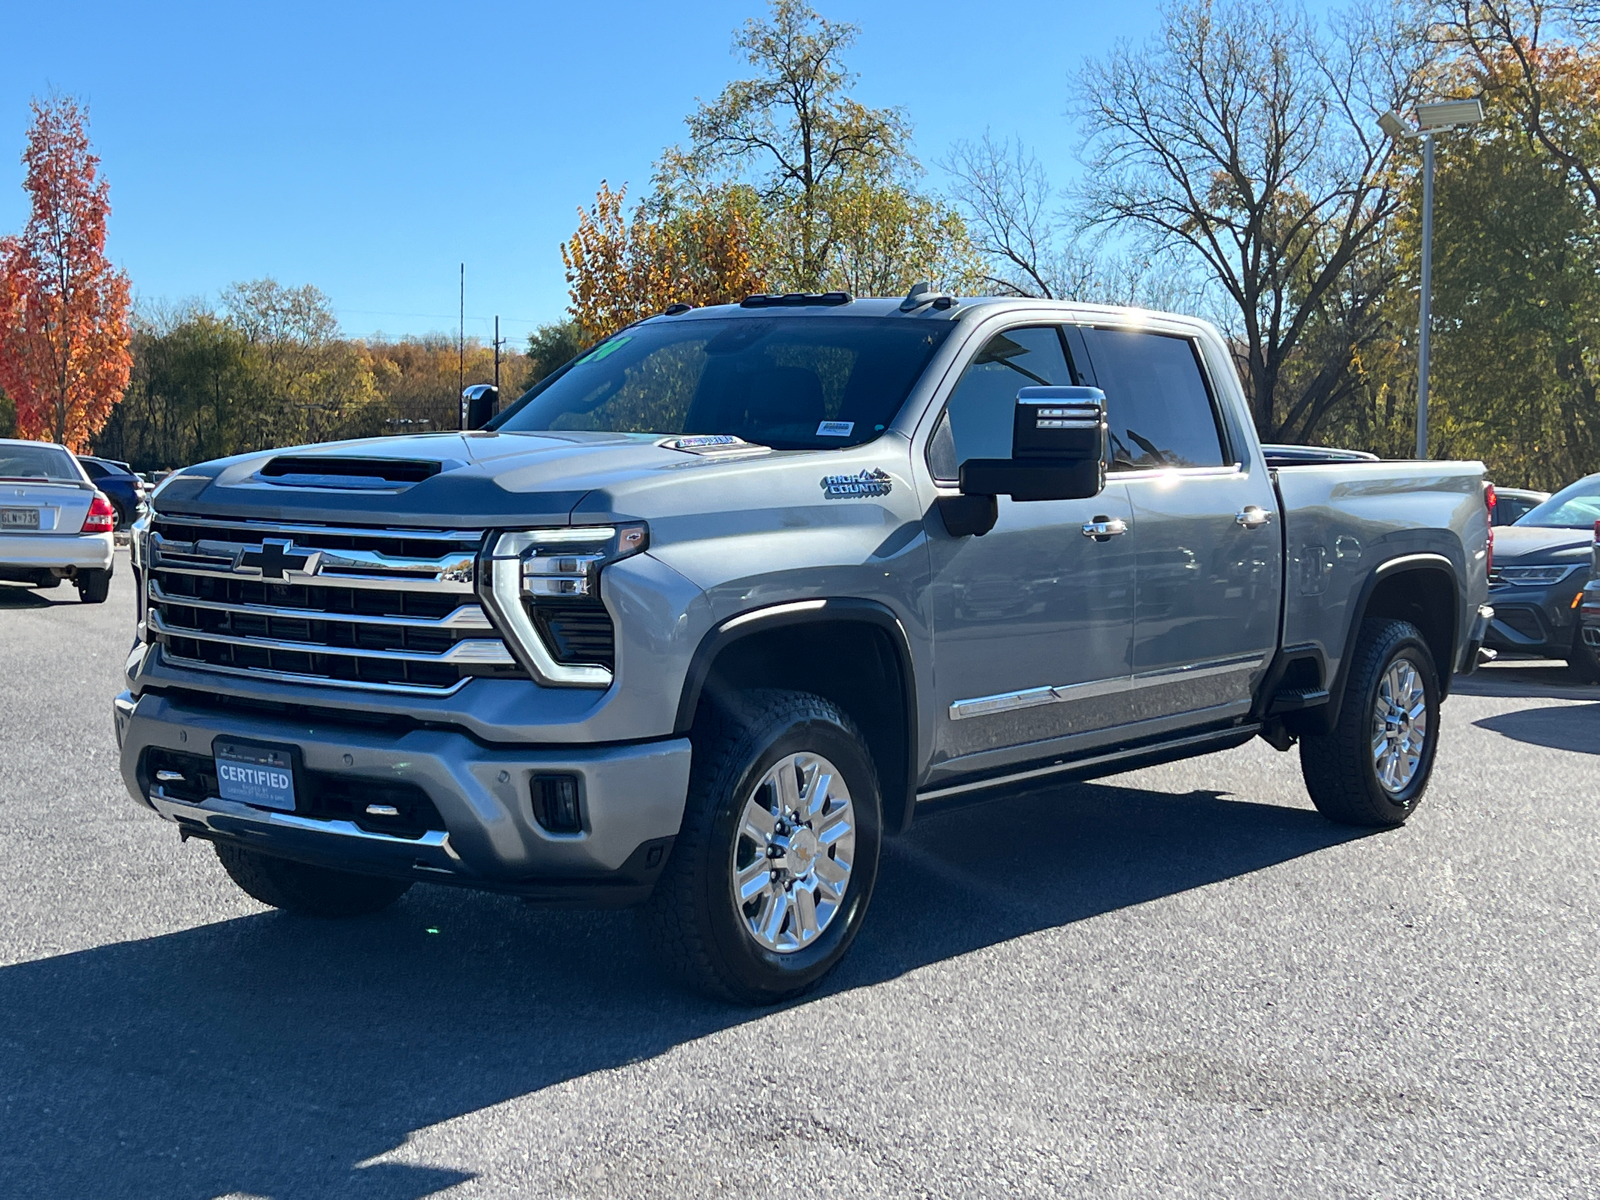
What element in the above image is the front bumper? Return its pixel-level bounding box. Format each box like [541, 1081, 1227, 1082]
[113, 689, 691, 904]
[0, 531, 113, 573]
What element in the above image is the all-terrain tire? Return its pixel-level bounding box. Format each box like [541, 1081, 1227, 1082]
[1299, 618, 1441, 827]
[214, 843, 413, 917]
[640, 689, 882, 1005]
[76, 567, 112, 604]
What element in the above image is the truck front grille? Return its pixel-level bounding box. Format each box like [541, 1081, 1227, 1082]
[146, 514, 525, 695]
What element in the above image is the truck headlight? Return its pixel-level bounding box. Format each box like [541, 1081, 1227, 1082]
[1493, 564, 1577, 585]
[478, 523, 647, 688]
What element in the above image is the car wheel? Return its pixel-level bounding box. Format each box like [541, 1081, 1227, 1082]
[1299, 618, 1441, 827]
[111, 502, 129, 531]
[640, 689, 882, 1004]
[214, 843, 413, 917]
[76, 567, 112, 604]
[1567, 626, 1600, 684]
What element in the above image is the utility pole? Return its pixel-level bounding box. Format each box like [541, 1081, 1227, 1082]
[493, 316, 503, 414]
[458, 263, 465, 429]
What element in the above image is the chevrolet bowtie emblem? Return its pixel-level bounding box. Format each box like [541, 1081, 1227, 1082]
[240, 539, 313, 579]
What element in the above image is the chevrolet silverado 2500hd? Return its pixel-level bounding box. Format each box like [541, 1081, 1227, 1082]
[114, 290, 1493, 1002]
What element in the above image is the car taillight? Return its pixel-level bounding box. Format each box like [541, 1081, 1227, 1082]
[81, 492, 115, 533]
[1484, 483, 1496, 574]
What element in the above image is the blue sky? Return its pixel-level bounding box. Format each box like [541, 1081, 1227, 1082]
[1, 0, 1177, 348]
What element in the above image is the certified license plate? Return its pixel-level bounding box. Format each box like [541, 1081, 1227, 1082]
[0, 507, 40, 530]
[214, 740, 297, 811]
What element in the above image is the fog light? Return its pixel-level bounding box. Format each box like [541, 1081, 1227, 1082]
[531, 774, 583, 833]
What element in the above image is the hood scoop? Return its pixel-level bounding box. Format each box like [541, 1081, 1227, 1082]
[257, 456, 448, 490]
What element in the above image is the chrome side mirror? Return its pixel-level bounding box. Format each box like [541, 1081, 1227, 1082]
[460, 384, 499, 431]
[959, 386, 1107, 502]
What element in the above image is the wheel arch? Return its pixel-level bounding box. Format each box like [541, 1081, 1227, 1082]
[1324, 553, 1460, 729]
[676, 600, 919, 835]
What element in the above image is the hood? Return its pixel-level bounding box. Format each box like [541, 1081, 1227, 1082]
[1493, 524, 1594, 562]
[150, 430, 779, 527]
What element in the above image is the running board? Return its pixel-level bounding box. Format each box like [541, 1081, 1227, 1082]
[915, 724, 1261, 805]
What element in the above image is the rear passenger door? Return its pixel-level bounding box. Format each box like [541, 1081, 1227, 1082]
[1075, 327, 1281, 725]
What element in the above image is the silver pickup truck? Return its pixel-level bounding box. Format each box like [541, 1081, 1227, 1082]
[114, 290, 1492, 1002]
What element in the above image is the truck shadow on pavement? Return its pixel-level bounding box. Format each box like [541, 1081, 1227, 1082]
[0, 783, 1365, 1199]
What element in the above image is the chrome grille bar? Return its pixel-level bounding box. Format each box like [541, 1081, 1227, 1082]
[145, 512, 520, 694]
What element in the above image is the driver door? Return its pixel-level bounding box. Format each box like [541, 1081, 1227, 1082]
[923, 325, 1136, 772]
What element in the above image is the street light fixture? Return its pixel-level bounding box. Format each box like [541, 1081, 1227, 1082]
[1380, 98, 1484, 459]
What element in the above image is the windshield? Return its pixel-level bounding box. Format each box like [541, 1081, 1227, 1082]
[0, 443, 82, 482]
[1514, 473, 1600, 528]
[490, 316, 954, 449]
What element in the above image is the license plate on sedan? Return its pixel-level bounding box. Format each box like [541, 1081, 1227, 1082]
[214, 740, 298, 812]
[0, 507, 39, 530]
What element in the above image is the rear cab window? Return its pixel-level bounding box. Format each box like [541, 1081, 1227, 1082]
[1077, 328, 1230, 471]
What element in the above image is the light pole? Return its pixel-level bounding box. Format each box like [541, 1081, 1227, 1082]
[1379, 99, 1484, 459]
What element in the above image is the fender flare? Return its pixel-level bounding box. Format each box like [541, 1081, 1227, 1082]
[673, 598, 921, 834]
[1319, 551, 1461, 730]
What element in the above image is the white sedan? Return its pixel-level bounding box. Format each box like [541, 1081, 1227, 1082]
[0, 438, 116, 603]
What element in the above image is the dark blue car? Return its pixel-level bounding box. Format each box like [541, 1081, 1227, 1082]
[1485, 471, 1600, 675]
[76, 455, 148, 530]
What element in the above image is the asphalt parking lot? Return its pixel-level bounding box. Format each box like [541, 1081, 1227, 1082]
[2, 550, 1597, 1199]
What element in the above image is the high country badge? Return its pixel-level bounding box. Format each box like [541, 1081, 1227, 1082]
[820, 468, 893, 499]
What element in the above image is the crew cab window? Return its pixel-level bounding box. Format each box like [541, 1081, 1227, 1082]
[928, 326, 1076, 481]
[1080, 329, 1228, 471]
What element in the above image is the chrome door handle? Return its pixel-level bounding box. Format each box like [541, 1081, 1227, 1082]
[1235, 506, 1272, 529]
[1082, 517, 1128, 541]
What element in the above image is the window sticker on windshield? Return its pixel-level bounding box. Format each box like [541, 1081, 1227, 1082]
[816, 421, 854, 437]
[577, 336, 632, 365]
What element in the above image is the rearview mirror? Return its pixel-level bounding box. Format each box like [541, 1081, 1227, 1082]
[460, 384, 499, 431]
[958, 386, 1107, 501]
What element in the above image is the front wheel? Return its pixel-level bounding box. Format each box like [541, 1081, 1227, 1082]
[1566, 625, 1600, 684]
[214, 843, 413, 917]
[1299, 618, 1441, 827]
[641, 689, 882, 1004]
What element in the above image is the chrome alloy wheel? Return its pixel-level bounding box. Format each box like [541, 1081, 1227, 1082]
[730, 752, 855, 954]
[1371, 657, 1429, 793]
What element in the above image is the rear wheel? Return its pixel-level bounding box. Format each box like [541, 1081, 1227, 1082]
[214, 843, 413, 917]
[641, 689, 882, 1004]
[76, 567, 111, 604]
[1299, 618, 1441, 827]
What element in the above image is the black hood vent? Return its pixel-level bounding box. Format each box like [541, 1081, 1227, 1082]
[258, 457, 443, 488]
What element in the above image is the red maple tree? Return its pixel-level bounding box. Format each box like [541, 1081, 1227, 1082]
[0, 96, 132, 451]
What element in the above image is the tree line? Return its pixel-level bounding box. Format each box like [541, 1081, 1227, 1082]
[2, 0, 1597, 489]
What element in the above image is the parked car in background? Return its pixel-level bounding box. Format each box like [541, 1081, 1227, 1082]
[1483, 472, 1600, 673]
[0, 438, 116, 602]
[77, 455, 149, 530]
[1490, 486, 1549, 527]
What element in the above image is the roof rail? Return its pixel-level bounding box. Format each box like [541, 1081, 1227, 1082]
[739, 291, 853, 308]
[900, 281, 957, 312]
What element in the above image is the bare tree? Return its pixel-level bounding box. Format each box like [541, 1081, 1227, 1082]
[945, 130, 1202, 308]
[1074, 0, 1432, 440]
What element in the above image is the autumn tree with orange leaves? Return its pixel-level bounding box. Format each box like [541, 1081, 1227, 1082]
[0, 96, 132, 451]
